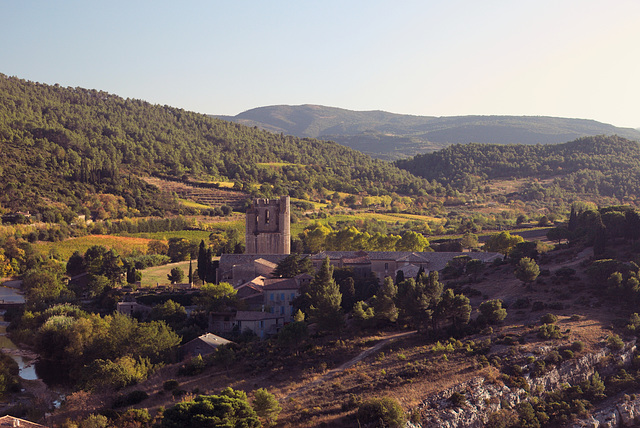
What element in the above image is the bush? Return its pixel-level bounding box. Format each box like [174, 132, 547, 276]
[163, 379, 180, 391]
[572, 341, 585, 352]
[356, 397, 406, 427]
[540, 313, 558, 324]
[449, 392, 467, 408]
[538, 324, 561, 340]
[607, 334, 625, 351]
[113, 390, 149, 408]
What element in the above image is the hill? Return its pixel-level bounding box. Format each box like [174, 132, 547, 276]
[217, 105, 640, 160]
[0, 75, 429, 219]
[395, 135, 640, 203]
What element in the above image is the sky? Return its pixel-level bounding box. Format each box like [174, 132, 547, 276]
[1, 0, 639, 128]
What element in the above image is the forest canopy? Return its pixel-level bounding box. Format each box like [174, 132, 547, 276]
[0, 74, 431, 218]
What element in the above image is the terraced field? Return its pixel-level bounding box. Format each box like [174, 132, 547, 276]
[142, 177, 248, 208]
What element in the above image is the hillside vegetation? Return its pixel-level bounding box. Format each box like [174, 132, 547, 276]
[0, 75, 428, 219]
[395, 136, 640, 204]
[217, 104, 640, 160]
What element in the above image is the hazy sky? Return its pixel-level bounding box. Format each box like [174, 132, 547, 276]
[2, 0, 639, 128]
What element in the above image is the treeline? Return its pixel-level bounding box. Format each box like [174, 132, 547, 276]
[395, 136, 640, 203]
[0, 74, 432, 217]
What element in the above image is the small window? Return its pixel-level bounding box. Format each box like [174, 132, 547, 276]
[270, 293, 274, 301]
[281, 293, 285, 301]
[291, 293, 295, 300]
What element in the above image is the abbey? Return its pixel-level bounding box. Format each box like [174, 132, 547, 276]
[245, 196, 291, 255]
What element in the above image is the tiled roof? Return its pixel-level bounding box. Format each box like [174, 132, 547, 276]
[236, 311, 284, 321]
[219, 254, 290, 267]
[263, 277, 300, 290]
[0, 416, 47, 428]
[194, 333, 233, 347]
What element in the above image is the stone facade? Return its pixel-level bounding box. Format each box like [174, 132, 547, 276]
[245, 196, 290, 255]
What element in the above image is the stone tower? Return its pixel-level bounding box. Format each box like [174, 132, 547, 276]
[245, 196, 290, 254]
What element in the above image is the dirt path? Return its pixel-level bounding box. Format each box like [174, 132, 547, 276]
[285, 330, 416, 400]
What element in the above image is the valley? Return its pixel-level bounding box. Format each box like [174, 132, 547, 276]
[2, 76, 640, 428]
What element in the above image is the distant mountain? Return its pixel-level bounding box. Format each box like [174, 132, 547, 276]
[216, 105, 640, 160]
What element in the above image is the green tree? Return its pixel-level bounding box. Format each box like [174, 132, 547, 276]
[307, 257, 343, 331]
[150, 300, 188, 327]
[460, 232, 479, 250]
[374, 277, 399, 323]
[252, 388, 282, 426]
[396, 230, 429, 252]
[479, 299, 507, 324]
[439, 288, 471, 331]
[484, 231, 524, 257]
[356, 397, 406, 428]
[195, 282, 237, 312]
[514, 257, 540, 288]
[161, 388, 260, 428]
[167, 267, 184, 284]
[272, 253, 314, 278]
[465, 258, 485, 282]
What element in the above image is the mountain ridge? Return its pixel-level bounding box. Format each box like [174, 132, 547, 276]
[215, 104, 640, 160]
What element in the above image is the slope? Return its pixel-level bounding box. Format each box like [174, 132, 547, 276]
[0, 75, 429, 219]
[395, 135, 640, 201]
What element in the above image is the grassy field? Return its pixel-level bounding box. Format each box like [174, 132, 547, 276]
[139, 260, 194, 287]
[35, 235, 154, 260]
[178, 198, 213, 209]
[116, 230, 213, 243]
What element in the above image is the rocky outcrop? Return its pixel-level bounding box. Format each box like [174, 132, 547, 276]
[412, 342, 637, 428]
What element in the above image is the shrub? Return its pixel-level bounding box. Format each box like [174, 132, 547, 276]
[607, 334, 625, 351]
[538, 324, 561, 340]
[572, 341, 585, 352]
[252, 388, 281, 426]
[540, 313, 558, 324]
[531, 301, 546, 311]
[449, 392, 467, 408]
[356, 397, 406, 428]
[113, 390, 149, 408]
[163, 379, 180, 391]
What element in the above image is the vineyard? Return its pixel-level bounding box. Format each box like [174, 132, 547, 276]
[142, 177, 248, 208]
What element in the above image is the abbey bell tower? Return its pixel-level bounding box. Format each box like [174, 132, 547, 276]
[245, 196, 290, 254]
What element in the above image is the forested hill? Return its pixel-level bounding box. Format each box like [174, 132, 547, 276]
[395, 135, 640, 200]
[216, 105, 640, 160]
[0, 75, 429, 218]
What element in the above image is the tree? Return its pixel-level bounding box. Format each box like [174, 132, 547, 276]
[374, 277, 399, 323]
[484, 231, 524, 257]
[197, 240, 208, 282]
[356, 397, 406, 428]
[252, 388, 282, 426]
[465, 259, 485, 282]
[150, 300, 187, 327]
[515, 257, 540, 288]
[161, 388, 260, 428]
[307, 257, 343, 331]
[396, 230, 429, 252]
[195, 282, 237, 312]
[546, 227, 569, 245]
[479, 299, 507, 324]
[272, 253, 314, 278]
[439, 288, 471, 331]
[167, 267, 184, 284]
[460, 232, 479, 250]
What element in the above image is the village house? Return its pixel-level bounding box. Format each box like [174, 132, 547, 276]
[263, 273, 311, 321]
[180, 333, 232, 360]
